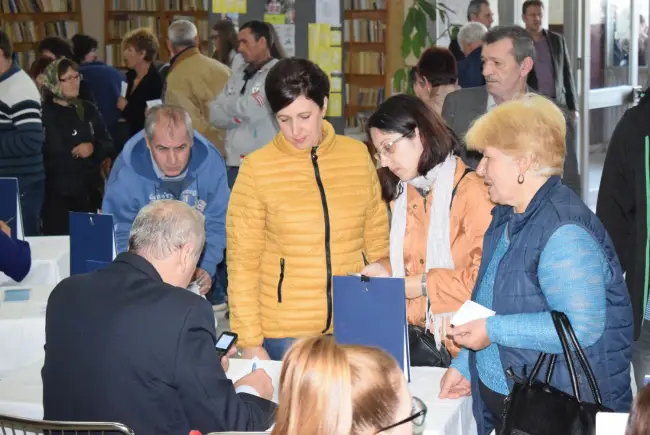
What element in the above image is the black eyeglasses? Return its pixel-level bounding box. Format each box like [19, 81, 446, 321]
[376, 396, 427, 434]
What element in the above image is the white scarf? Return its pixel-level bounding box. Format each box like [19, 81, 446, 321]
[390, 154, 457, 348]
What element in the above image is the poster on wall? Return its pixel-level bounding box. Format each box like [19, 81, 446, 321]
[212, 0, 246, 13]
[264, 0, 296, 57]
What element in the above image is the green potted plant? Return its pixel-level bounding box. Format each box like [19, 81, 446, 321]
[393, 0, 455, 94]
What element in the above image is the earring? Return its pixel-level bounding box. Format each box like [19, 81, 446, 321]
[517, 174, 525, 184]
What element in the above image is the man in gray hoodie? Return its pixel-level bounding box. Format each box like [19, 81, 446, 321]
[209, 20, 281, 189]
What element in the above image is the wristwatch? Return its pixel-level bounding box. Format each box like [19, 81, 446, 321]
[421, 273, 428, 297]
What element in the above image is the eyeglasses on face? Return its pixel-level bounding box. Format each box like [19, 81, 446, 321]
[373, 130, 412, 162]
[60, 73, 82, 83]
[376, 396, 427, 434]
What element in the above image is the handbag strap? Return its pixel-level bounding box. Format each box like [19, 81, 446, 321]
[557, 312, 603, 404]
[550, 311, 582, 401]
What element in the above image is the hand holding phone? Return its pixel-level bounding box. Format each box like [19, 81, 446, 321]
[216, 331, 238, 358]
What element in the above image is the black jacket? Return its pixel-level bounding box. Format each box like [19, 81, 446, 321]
[122, 63, 163, 137]
[527, 30, 578, 112]
[42, 99, 112, 196]
[42, 252, 276, 435]
[597, 92, 650, 340]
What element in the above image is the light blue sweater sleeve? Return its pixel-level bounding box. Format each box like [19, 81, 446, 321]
[486, 224, 610, 353]
[450, 348, 471, 381]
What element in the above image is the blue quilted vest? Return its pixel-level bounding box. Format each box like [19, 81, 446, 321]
[468, 177, 633, 435]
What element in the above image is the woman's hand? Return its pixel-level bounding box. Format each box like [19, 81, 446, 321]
[439, 367, 471, 399]
[448, 318, 491, 351]
[72, 142, 94, 159]
[116, 96, 128, 111]
[360, 262, 390, 278]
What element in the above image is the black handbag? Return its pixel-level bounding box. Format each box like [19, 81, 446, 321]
[407, 297, 452, 367]
[500, 311, 611, 435]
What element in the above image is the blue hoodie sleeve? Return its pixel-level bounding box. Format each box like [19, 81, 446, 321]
[101, 154, 142, 254]
[0, 231, 31, 282]
[197, 150, 230, 277]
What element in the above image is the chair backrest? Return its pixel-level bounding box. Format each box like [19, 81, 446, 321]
[0, 413, 135, 435]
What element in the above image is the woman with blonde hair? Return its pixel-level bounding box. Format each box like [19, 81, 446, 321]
[440, 94, 633, 435]
[273, 336, 427, 435]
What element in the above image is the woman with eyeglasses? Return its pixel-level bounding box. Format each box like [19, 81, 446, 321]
[40, 58, 113, 235]
[361, 94, 493, 358]
[272, 336, 427, 435]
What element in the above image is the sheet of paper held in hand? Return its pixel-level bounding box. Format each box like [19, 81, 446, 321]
[450, 300, 496, 327]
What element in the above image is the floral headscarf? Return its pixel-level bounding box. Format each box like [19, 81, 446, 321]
[42, 57, 85, 121]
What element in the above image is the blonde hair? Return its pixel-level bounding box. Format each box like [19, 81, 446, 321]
[465, 93, 566, 176]
[272, 337, 404, 435]
[122, 27, 159, 62]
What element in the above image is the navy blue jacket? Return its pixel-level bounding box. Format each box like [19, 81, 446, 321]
[78, 61, 125, 129]
[457, 46, 485, 89]
[43, 252, 276, 435]
[468, 177, 633, 434]
[0, 231, 30, 282]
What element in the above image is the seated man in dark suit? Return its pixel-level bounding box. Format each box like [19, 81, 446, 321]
[442, 25, 581, 197]
[42, 200, 276, 435]
[456, 22, 487, 88]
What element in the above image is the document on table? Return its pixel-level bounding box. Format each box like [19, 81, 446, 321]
[226, 358, 281, 403]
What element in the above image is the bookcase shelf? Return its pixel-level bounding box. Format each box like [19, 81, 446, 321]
[104, 0, 211, 68]
[0, 0, 82, 71]
[343, 0, 404, 128]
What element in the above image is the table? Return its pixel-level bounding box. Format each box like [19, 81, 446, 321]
[0, 236, 70, 287]
[0, 285, 53, 376]
[0, 358, 476, 435]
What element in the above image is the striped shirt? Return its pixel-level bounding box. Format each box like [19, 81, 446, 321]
[0, 63, 45, 187]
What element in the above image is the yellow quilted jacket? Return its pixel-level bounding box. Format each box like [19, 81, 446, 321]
[227, 121, 389, 347]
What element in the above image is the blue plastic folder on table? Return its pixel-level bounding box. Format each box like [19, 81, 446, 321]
[0, 178, 24, 240]
[69, 212, 116, 275]
[3, 288, 31, 302]
[333, 276, 411, 381]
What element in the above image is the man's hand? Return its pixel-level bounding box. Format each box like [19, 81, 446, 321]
[360, 262, 390, 278]
[72, 142, 94, 159]
[220, 345, 237, 373]
[0, 221, 11, 237]
[235, 369, 274, 400]
[439, 367, 471, 399]
[192, 268, 213, 295]
[116, 96, 128, 111]
[241, 346, 270, 360]
[448, 318, 491, 351]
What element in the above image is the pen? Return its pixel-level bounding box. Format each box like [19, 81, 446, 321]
[251, 362, 257, 372]
[4, 216, 15, 225]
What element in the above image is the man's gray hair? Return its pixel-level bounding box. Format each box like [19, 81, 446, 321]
[467, 0, 490, 21]
[484, 25, 536, 64]
[458, 22, 488, 48]
[128, 200, 205, 261]
[168, 19, 198, 48]
[144, 104, 194, 144]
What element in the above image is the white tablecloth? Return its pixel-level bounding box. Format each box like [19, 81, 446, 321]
[0, 236, 70, 287]
[0, 358, 476, 435]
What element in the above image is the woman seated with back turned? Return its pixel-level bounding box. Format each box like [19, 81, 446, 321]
[272, 336, 427, 435]
[227, 58, 388, 361]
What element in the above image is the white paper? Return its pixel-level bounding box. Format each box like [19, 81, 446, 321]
[450, 300, 495, 326]
[146, 99, 163, 108]
[274, 24, 295, 57]
[120, 81, 127, 98]
[15, 187, 23, 241]
[595, 412, 629, 435]
[316, 0, 341, 26]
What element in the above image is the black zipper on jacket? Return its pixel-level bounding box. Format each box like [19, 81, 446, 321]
[311, 147, 333, 333]
[277, 258, 285, 303]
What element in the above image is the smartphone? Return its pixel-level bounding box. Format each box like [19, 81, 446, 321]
[215, 331, 238, 357]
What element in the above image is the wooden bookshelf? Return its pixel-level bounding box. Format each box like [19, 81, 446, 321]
[104, 0, 211, 69]
[343, 0, 404, 127]
[0, 0, 83, 71]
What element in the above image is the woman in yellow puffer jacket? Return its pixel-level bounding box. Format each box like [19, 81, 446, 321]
[227, 58, 389, 361]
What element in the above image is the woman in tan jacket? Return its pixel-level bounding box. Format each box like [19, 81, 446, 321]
[361, 94, 493, 357]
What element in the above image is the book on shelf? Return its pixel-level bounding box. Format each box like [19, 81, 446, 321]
[1, 0, 76, 13]
[0, 21, 37, 42]
[166, 0, 208, 11]
[110, 0, 158, 11]
[344, 84, 384, 109]
[344, 51, 385, 75]
[343, 0, 386, 11]
[108, 16, 160, 39]
[344, 19, 386, 43]
[14, 49, 35, 70]
[44, 20, 78, 38]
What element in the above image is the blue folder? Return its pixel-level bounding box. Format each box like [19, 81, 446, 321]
[69, 212, 115, 275]
[333, 275, 411, 380]
[0, 178, 23, 239]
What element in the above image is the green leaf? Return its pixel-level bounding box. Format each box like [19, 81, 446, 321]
[417, 0, 438, 22]
[414, 8, 427, 36]
[437, 2, 455, 13]
[393, 68, 406, 93]
[401, 36, 412, 58]
[412, 31, 426, 58]
[402, 7, 416, 40]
